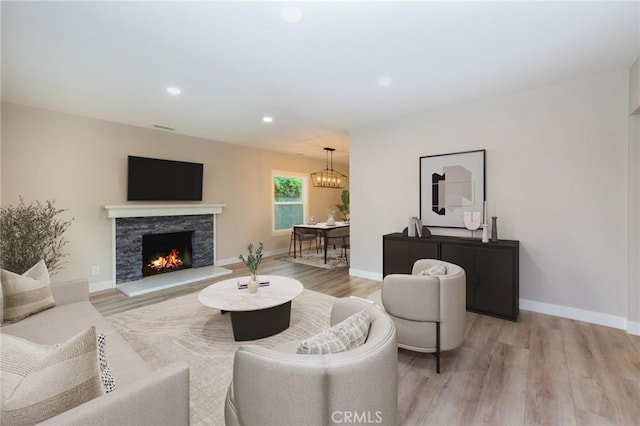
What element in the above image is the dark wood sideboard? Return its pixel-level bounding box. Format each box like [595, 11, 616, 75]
[383, 233, 519, 321]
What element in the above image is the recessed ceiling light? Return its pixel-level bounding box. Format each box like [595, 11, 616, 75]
[166, 86, 182, 95]
[262, 116, 273, 123]
[280, 6, 303, 23]
[377, 77, 393, 87]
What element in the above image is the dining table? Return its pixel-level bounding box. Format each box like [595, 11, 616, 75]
[292, 222, 350, 264]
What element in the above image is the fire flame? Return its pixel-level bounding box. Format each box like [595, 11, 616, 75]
[148, 249, 183, 271]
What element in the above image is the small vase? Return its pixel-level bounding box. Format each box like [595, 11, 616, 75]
[482, 224, 489, 243]
[248, 273, 259, 294]
[491, 216, 498, 243]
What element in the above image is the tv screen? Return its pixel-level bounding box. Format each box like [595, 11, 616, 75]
[127, 156, 203, 201]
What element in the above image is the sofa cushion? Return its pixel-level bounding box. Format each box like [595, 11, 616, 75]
[418, 263, 447, 276]
[0, 326, 104, 425]
[1, 260, 56, 324]
[297, 309, 372, 354]
[1, 301, 152, 388]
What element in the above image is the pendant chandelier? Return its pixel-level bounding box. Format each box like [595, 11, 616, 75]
[311, 147, 348, 189]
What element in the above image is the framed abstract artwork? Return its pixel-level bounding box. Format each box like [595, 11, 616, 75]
[420, 149, 485, 228]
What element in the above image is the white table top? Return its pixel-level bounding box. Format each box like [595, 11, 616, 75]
[294, 221, 349, 230]
[198, 275, 304, 312]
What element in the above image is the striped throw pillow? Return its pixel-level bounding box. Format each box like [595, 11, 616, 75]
[297, 309, 372, 354]
[0, 326, 105, 425]
[97, 333, 116, 393]
[418, 264, 448, 276]
[1, 260, 56, 323]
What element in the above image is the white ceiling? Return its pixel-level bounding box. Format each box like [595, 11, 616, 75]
[2, 1, 639, 164]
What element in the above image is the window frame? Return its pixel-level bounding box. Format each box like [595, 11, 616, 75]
[272, 170, 309, 236]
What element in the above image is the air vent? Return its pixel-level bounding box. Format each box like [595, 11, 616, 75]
[152, 124, 175, 131]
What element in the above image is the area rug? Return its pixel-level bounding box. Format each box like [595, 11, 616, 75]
[107, 289, 336, 426]
[275, 248, 348, 270]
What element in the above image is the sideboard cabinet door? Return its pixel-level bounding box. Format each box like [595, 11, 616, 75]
[383, 237, 411, 275]
[440, 241, 519, 320]
[439, 244, 476, 312]
[408, 239, 440, 271]
[475, 247, 515, 319]
[383, 234, 439, 276]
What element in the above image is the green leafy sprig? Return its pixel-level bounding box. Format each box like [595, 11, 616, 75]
[238, 242, 264, 275]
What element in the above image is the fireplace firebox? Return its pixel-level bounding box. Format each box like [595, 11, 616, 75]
[142, 231, 194, 277]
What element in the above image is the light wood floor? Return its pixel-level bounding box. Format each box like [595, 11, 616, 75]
[91, 256, 640, 426]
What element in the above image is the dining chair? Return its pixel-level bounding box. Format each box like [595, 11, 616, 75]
[325, 227, 350, 263]
[288, 228, 319, 256]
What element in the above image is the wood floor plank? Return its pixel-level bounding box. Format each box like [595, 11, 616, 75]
[472, 342, 529, 426]
[563, 321, 637, 424]
[589, 324, 640, 425]
[498, 316, 531, 350]
[562, 321, 627, 424]
[418, 315, 504, 426]
[397, 352, 439, 425]
[89, 257, 640, 426]
[524, 322, 577, 426]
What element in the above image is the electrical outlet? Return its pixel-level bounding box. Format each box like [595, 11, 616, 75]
[91, 266, 100, 276]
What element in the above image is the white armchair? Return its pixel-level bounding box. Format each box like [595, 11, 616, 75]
[368, 259, 466, 373]
[225, 297, 398, 425]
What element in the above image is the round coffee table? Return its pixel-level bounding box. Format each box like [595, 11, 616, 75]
[198, 275, 304, 341]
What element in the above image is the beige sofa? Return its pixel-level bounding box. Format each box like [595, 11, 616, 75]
[225, 297, 398, 426]
[1, 278, 190, 426]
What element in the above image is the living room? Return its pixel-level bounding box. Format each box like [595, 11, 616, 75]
[2, 1, 639, 425]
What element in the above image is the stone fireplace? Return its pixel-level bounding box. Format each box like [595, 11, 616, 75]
[105, 204, 227, 290]
[114, 214, 213, 284]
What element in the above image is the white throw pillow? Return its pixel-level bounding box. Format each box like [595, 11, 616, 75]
[297, 309, 372, 355]
[418, 264, 448, 276]
[0, 326, 105, 425]
[1, 260, 56, 324]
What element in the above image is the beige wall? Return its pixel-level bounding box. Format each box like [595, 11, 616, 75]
[350, 70, 631, 330]
[1, 102, 347, 286]
[629, 56, 640, 333]
[630, 56, 640, 114]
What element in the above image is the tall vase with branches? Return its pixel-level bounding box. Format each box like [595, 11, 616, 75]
[0, 197, 74, 275]
[238, 242, 264, 293]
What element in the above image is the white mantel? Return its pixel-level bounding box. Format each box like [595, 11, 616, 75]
[104, 204, 225, 218]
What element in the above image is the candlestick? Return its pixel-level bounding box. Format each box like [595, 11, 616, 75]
[483, 201, 488, 225]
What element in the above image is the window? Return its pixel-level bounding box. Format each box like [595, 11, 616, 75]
[273, 171, 308, 234]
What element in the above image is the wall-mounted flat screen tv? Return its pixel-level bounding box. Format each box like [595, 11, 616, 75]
[127, 156, 203, 201]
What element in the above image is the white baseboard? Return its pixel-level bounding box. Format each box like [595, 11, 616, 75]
[520, 298, 629, 332]
[627, 321, 640, 336]
[349, 268, 382, 282]
[216, 256, 240, 267]
[89, 280, 114, 293]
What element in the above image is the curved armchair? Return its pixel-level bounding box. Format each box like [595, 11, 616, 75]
[368, 259, 466, 373]
[225, 297, 398, 426]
